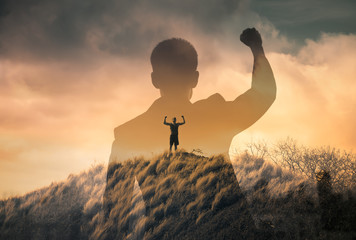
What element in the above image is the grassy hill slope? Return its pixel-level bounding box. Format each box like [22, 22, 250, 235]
[0, 151, 355, 239]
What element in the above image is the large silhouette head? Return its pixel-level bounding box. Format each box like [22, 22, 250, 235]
[151, 38, 199, 101]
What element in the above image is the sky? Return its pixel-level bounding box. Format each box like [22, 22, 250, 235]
[0, 0, 356, 197]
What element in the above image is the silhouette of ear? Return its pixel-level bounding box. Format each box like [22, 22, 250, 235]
[190, 71, 199, 88]
[151, 72, 160, 89]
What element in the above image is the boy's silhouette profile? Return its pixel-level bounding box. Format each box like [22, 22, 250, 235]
[164, 116, 185, 151]
[104, 28, 277, 239]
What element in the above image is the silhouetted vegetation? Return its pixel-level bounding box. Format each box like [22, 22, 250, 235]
[243, 138, 355, 193]
[0, 145, 355, 239]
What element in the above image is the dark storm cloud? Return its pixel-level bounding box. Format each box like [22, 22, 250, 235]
[250, 0, 356, 43]
[0, 0, 243, 60]
[1, 0, 355, 60]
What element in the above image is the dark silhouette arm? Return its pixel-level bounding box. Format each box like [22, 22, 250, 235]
[163, 116, 170, 125]
[228, 28, 276, 133]
[178, 115, 185, 125]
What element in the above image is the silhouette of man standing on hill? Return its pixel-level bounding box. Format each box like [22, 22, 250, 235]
[103, 27, 277, 239]
[164, 116, 185, 151]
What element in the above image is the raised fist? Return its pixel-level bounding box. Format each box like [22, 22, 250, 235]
[240, 28, 262, 48]
[165, 116, 167, 118]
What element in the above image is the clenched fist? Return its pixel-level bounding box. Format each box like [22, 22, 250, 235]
[240, 28, 262, 48]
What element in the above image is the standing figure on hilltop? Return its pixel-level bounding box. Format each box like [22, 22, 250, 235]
[164, 116, 185, 151]
[103, 27, 277, 239]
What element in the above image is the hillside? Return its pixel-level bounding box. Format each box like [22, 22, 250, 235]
[0, 151, 355, 239]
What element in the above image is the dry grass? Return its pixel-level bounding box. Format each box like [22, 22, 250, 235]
[0, 149, 355, 239]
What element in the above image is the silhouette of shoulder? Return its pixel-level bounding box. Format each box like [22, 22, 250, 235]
[192, 93, 229, 119]
[113, 98, 165, 140]
[193, 93, 226, 106]
[114, 112, 148, 140]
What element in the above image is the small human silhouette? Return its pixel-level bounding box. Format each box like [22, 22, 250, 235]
[164, 115, 185, 151]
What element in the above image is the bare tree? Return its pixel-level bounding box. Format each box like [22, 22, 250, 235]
[244, 137, 356, 193]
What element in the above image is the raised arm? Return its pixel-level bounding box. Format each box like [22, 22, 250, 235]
[229, 28, 276, 132]
[163, 116, 170, 125]
[244, 28, 276, 102]
[179, 115, 186, 125]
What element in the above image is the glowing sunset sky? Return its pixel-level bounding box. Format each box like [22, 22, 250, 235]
[0, 0, 355, 197]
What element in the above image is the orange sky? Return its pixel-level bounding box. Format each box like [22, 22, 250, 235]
[1, 1, 356, 197]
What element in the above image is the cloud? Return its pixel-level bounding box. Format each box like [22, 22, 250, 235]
[0, 0, 250, 61]
[252, 0, 356, 24]
[234, 33, 356, 150]
[250, 0, 356, 42]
